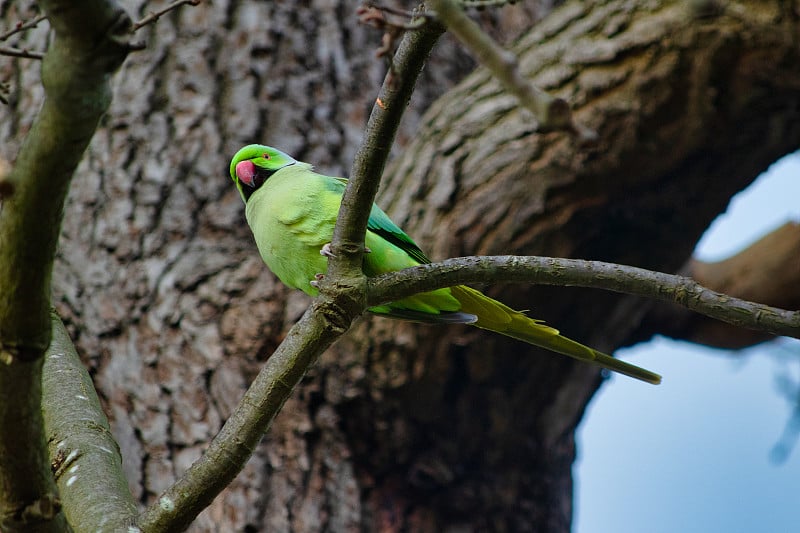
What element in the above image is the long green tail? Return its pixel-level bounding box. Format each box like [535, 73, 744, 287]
[450, 286, 662, 384]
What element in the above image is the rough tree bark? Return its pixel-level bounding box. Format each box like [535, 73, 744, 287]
[1, 0, 799, 531]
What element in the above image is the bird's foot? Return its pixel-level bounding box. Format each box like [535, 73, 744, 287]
[320, 243, 335, 258]
[310, 273, 325, 288]
[320, 243, 370, 257]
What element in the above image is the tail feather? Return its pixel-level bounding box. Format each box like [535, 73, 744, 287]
[450, 286, 661, 385]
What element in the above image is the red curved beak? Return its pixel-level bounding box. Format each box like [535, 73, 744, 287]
[235, 160, 257, 187]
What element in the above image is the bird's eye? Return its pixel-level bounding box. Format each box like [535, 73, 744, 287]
[262, 153, 270, 160]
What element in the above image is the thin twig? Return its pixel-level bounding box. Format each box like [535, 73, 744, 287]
[357, 4, 430, 59]
[0, 0, 201, 61]
[366, 256, 800, 339]
[0, 13, 48, 61]
[132, 0, 201, 32]
[0, 46, 45, 59]
[461, 0, 521, 8]
[0, 13, 47, 41]
[358, 3, 433, 30]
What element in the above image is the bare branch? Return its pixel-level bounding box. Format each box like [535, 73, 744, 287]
[366, 256, 800, 339]
[42, 312, 137, 531]
[359, 7, 406, 59]
[0, 46, 45, 60]
[461, 0, 521, 7]
[0, 13, 47, 42]
[0, 13, 47, 61]
[640, 222, 800, 348]
[357, 3, 432, 31]
[357, 4, 432, 59]
[326, 18, 444, 279]
[132, 0, 202, 32]
[429, 0, 597, 142]
[0, 0, 201, 61]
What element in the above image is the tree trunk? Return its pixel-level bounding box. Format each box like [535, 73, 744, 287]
[2, 0, 799, 531]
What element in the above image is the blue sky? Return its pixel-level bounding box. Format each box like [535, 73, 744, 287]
[575, 153, 800, 533]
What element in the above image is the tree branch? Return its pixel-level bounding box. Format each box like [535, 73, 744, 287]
[0, 12, 48, 60]
[42, 312, 137, 531]
[640, 222, 800, 348]
[366, 255, 800, 339]
[429, 0, 596, 141]
[0, 0, 133, 356]
[0, 13, 47, 42]
[0, 0, 133, 530]
[0, 46, 45, 60]
[326, 15, 444, 280]
[132, 0, 202, 32]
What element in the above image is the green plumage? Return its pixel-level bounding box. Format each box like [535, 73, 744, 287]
[230, 144, 661, 384]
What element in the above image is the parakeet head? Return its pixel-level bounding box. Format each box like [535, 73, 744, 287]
[230, 144, 297, 202]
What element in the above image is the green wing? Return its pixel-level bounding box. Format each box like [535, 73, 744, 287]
[328, 177, 431, 265]
[366, 204, 431, 265]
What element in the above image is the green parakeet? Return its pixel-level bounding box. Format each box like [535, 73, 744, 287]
[230, 144, 661, 384]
